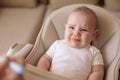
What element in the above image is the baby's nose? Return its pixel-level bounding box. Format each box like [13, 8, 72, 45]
[73, 30, 81, 36]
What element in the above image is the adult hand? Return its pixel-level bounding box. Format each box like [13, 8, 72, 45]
[0, 56, 25, 80]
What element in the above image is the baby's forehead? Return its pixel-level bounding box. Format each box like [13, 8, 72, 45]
[68, 11, 97, 23]
[67, 13, 97, 29]
[69, 11, 97, 26]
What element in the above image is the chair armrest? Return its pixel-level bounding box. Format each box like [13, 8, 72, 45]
[6, 43, 33, 58]
[105, 50, 120, 80]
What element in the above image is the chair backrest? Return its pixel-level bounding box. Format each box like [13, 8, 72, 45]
[25, 4, 120, 80]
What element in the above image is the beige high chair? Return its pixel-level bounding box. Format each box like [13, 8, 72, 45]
[8, 4, 120, 80]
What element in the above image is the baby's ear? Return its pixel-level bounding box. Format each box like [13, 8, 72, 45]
[92, 29, 99, 40]
[95, 29, 99, 38]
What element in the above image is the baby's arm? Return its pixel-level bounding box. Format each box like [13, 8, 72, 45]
[88, 65, 104, 80]
[37, 54, 52, 71]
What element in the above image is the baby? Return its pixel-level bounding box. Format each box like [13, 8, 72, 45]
[37, 7, 104, 80]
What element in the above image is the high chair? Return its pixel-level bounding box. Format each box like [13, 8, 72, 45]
[8, 4, 120, 80]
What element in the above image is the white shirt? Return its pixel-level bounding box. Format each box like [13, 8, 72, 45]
[46, 40, 104, 80]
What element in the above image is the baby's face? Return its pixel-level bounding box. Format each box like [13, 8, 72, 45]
[64, 12, 97, 48]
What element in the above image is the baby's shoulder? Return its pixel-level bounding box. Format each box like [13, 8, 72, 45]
[52, 39, 65, 46]
[89, 45, 101, 54]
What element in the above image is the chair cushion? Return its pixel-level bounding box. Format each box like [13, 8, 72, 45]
[0, 0, 37, 8]
[0, 4, 46, 55]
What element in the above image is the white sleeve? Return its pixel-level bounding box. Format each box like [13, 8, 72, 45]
[92, 47, 104, 65]
[46, 40, 58, 58]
